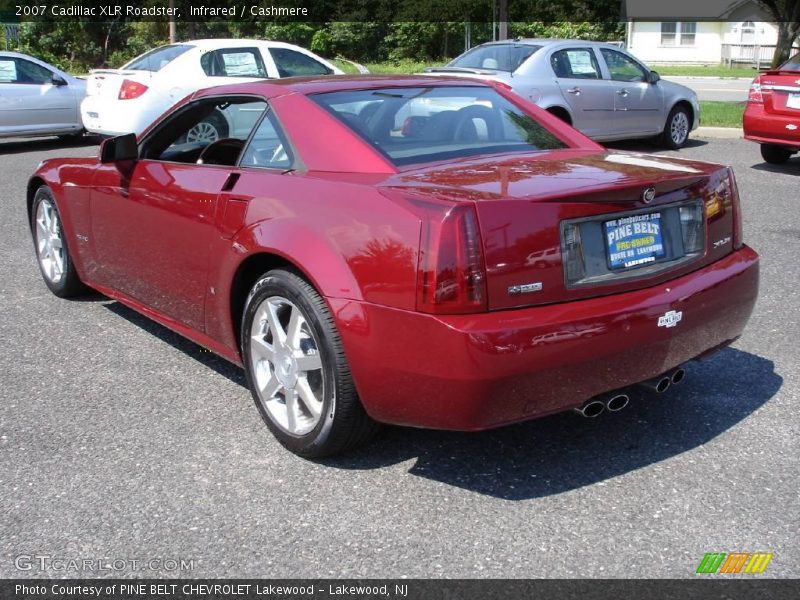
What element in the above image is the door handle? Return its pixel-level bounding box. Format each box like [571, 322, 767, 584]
[566, 87, 581, 95]
[616, 89, 629, 97]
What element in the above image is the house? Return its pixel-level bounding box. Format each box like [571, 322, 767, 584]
[624, 0, 797, 67]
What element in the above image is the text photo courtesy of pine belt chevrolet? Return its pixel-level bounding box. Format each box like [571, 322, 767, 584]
[425, 39, 700, 149]
[28, 76, 758, 457]
[80, 39, 343, 138]
[744, 51, 800, 164]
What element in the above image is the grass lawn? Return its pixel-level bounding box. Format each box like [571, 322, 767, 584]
[651, 65, 760, 78]
[699, 101, 745, 128]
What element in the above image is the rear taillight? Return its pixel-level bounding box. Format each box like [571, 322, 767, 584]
[118, 79, 148, 100]
[747, 76, 763, 104]
[727, 167, 743, 249]
[417, 204, 487, 314]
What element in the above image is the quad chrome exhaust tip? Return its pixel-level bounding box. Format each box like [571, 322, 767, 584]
[638, 366, 687, 394]
[605, 393, 630, 412]
[670, 367, 686, 385]
[572, 399, 606, 418]
[573, 392, 630, 417]
[639, 374, 672, 394]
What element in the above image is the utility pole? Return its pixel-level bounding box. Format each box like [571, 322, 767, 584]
[169, 0, 177, 43]
[498, 0, 508, 41]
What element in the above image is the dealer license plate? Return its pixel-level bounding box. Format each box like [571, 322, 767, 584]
[605, 212, 666, 270]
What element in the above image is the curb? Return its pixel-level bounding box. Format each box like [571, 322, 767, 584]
[695, 126, 743, 139]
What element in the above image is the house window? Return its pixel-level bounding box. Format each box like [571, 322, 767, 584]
[740, 20, 756, 44]
[661, 22, 696, 46]
[661, 22, 677, 46]
[680, 22, 697, 45]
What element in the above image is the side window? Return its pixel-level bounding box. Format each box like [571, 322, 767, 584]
[0, 59, 18, 83]
[270, 48, 332, 77]
[601, 49, 648, 82]
[14, 59, 53, 85]
[550, 49, 601, 79]
[240, 110, 293, 169]
[200, 48, 267, 78]
[140, 99, 267, 166]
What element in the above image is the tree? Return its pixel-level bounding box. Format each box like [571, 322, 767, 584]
[755, 0, 800, 67]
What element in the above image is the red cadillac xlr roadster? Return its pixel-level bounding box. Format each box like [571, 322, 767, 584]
[27, 76, 759, 456]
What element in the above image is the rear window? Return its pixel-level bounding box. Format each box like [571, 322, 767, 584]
[449, 44, 541, 72]
[123, 44, 193, 72]
[780, 52, 800, 72]
[311, 86, 567, 166]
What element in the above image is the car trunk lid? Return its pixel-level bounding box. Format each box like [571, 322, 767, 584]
[85, 69, 151, 99]
[760, 70, 800, 116]
[386, 150, 737, 310]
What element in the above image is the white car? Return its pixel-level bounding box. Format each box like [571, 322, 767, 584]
[0, 51, 86, 140]
[81, 39, 343, 138]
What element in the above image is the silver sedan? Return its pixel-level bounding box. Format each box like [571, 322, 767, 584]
[426, 39, 700, 149]
[0, 51, 86, 140]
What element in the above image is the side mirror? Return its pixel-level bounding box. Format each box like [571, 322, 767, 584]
[100, 133, 138, 163]
[649, 71, 661, 84]
[51, 74, 68, 86]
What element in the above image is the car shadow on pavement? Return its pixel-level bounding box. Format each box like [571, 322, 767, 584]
[102, 301, 247, 387]
[750, 160, 800, 175]
[0, 135, 100, 156]
[97, 299, 780, 500]
[323, 348, 781, 500]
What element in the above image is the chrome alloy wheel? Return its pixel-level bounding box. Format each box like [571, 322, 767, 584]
[35, 198, 65, 284]
[249, 296, 325, 436]
[670, 111, 689, 145]
[185, 121, 220, 143]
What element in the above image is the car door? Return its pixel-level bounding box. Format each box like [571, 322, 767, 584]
[599, 48, 663, 136]
[89, 97, 267, 331]
[0, 56, 77, 134]
[549, 47, 615, 138]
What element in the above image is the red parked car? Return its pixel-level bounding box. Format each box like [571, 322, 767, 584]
[27, 76, 759, 457]
[744, 52, 800, 164]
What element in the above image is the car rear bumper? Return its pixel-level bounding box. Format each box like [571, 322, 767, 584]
[80, 95, 160, 137]
[333, 246, 759, 430]
[743, 105, 800, 149]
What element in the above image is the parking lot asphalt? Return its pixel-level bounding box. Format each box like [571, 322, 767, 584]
[1, 134, 797, 578]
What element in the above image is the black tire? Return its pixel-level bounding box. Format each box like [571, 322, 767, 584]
[241, 269, 379, 457]
[30, 186, 87, 298]
[760, 143, 792, 165]
[661, 105, 691, 149]
[179, 111, 228, 144]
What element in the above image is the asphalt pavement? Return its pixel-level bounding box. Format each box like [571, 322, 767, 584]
[664, 76, 752, 102]
[1, 134, 797, 578]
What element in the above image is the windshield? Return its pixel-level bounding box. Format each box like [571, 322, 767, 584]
[779, 52, 800, 72]
[448, 44, 541, 72]
[311, 86, 568, 167]
[123, 44, 193, 72]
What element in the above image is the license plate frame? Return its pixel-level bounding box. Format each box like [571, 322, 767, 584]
[604, 211, 666, 270]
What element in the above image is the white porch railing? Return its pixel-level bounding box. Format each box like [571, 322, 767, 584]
[722, 43, 800, 68]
